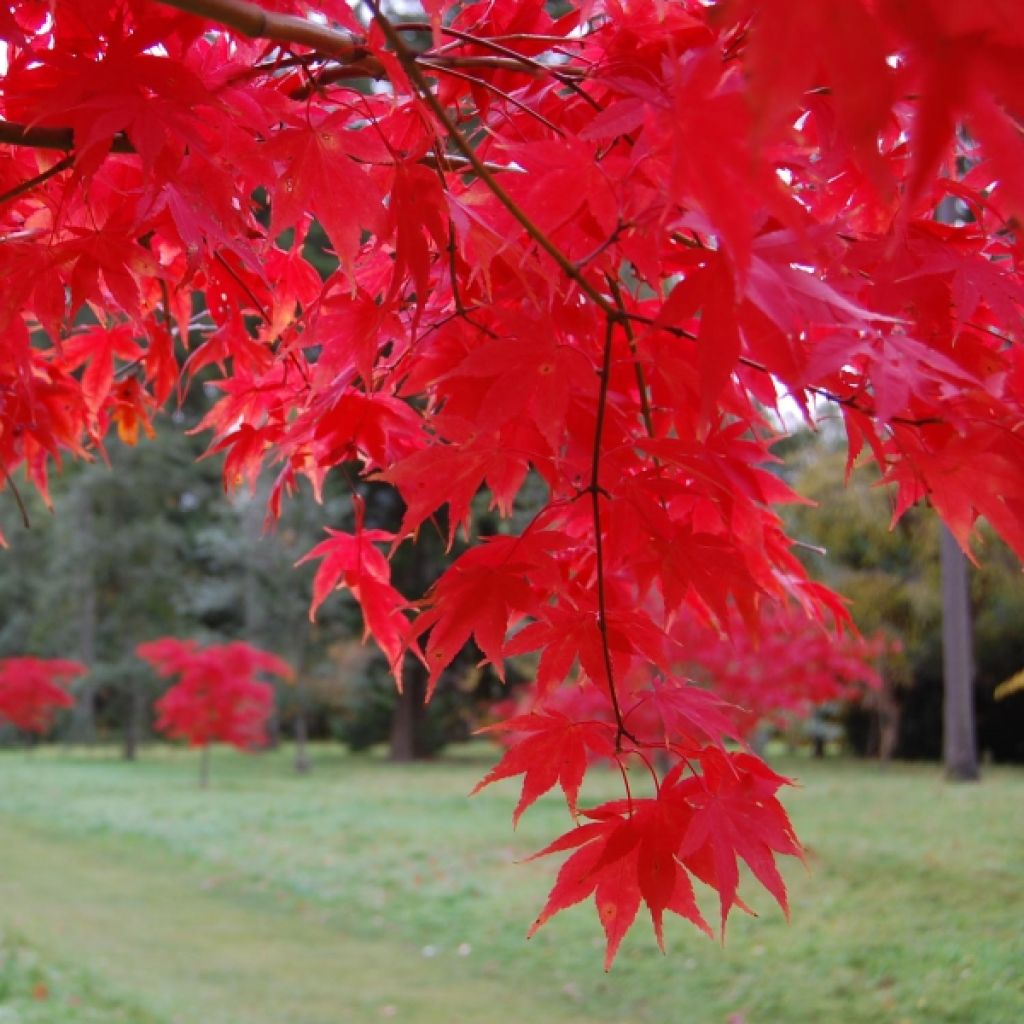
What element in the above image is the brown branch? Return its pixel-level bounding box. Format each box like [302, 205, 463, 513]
[394, 22, 591, 94]
[158, 0, 591, 89]
[156, 0, 373, 63]
[396, 25, 585, 48]
[0, 117, 512, 180]
[0, 120, 133, 153]
[427, 54, 576, 75]
[590, 317, 635, 751]
[419, 152, 514, 176]
[1, 465, 32, 531]
[421, 61, 565, 137]
[0, 155, 73, 207]
[620, 309, 697, 340]
[606, 276, 656, 440]
[214, 251, 271, 323]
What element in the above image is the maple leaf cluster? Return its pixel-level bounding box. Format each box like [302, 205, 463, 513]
[0, 657, 84, 734]
[3, 0, 1024, 963]
[138, 638, 292, 750]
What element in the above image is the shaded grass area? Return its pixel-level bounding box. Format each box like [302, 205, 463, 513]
[0, 744, 1021, 1023]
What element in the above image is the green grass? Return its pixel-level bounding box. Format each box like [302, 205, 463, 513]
[0, 744, 1021, 1024]
[0, 929, 161, 1023]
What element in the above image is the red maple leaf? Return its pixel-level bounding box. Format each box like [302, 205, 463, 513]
[411, 531, 569, 692]
[269, 114, 384, 271]
[471, 710, 616, 824]
[298, 509, 411, 681]
[527, 781, 713, 969]
[677, 747, 803, 932]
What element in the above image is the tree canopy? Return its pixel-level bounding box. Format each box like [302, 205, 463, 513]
[2, 0, 1024, 964]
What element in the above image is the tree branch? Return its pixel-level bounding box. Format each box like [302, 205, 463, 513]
[606, 276, 656, 440]
[590, 317, 635, 751]
[0, 121, 132, 153]
[157, 0, 373, 63]
[1, 465, 32, 532]
[0, 155, 73, 207]
[421, 61, 565, 137]
[0, 117, 510, 178]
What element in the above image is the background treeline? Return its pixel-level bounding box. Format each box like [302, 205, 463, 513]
[0, 403, 1021, 762]
[783, 429, 1024, 763]
[0, 383, 505, 762]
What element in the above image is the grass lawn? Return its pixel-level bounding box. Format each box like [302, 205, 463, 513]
[0, 743, 1021, 1024]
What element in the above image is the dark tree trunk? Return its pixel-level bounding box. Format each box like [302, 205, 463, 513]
[877, 673, 900, 764]
[241, 485, 281, 748]
[389, 657, 429, 762]
[940, 525, 980, 781]
[121, 677, 143, 761]
[934, 196, 979, 782]
[371, 482, 441, 763]
[69, 485, 97, 745]
[293, 688, 311, 774]
[199, 744, 211, 788]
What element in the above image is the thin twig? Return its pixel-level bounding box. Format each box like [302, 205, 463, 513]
[606, 276, 656, 439]
[361, 0, 617, 318]
[0, 155, 73, 207]
[214, 251, 271, 323]
[615, 756, 635, 814]
[421, 61, 565, 137]
[1, 466, 32, 531]
[590, 317, 636, 751]
[393, 21, 596, 105]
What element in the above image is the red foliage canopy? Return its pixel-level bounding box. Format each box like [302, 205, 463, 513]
[667, 606, 891, 735]
[139, 638, 292, 749]
[3, 0, 1024, 963]
[0, 657, 84, 734]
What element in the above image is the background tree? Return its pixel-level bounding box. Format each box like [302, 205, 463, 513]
[0, 658, 85, 737]
[139, 637, 292, 786]
[787, 435, 1024, 763]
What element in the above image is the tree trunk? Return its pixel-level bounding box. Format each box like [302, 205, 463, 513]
[877, 674, 900, 764]
[241, 484, 281, 748]
[122, 676, 142, 761]
[199, 744, 211, 788]
[293, 689, 311, 774]
[389, 657, 428, 762]
[940, 524, 979, 781]
[378, 484, 439, 762]
[69, 484, 97, 745]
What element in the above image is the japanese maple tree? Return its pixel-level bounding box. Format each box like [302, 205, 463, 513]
[3, 0, 1024, 965]
[666, 606, 890, 738]
[0, 657, 85, 735]
[139, 638, 292, 784]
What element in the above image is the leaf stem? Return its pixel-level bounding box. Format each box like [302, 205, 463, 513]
[590, 317, 635, 751]
[1, 465, 32, 531]
[606, 276, 656, 439]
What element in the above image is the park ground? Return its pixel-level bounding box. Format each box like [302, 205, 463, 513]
[0, 744, 1021, 1024]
